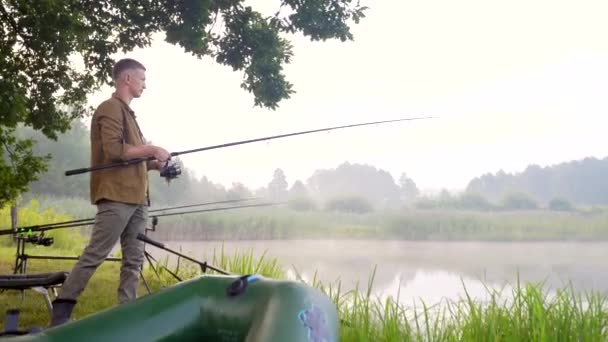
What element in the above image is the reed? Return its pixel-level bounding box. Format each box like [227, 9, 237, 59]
[12, 196, 608, 241]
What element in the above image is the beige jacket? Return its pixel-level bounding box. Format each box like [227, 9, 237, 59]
[89, 93, 151, 205]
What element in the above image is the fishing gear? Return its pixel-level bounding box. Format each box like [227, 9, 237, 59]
[159, 160, 181, 182]
[1, 222, 94, 237]
[20, 232, 54, 247]
[10, 230, 55, 248]
[8, 201, 279, 276]
[150, 197, 260, 212]
[0, 198, 260, 236]
[147, 201, 283, 219]
[0, 201, 281, 236]
[64, 116, 436, 176]
[136, 234, 230, 275]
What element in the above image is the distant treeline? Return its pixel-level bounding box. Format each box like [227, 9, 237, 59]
[14, 122, 608, 212]
[466, 158, 608, 206]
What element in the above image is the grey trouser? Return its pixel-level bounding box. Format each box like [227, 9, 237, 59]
[58, 200, 148, 304]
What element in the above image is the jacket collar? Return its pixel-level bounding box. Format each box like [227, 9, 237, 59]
[111, 92, 136, 117]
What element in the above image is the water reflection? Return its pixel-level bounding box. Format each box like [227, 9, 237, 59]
[146, 239, 608, 305]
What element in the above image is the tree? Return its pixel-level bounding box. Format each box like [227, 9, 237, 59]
[226, 182, 253, 200]
[398, 172, 419, 203]
[16, 120, 90, 199]
[287, 179, 315, 211]
[0, 0, 368, 207]
[307, 162, 401, 207]
[288, 180, 308, 199]
[268, 168, 288, 201]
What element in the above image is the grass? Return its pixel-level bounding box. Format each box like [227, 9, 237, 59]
[316, 269, 608, 341]
[141, 207, 608, 241]
[2, 245, 606, 341]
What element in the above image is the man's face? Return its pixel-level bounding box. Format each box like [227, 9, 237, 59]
[127, 68, 147, 98]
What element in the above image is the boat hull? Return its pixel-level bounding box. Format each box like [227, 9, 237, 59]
[10, 274, 339, 342]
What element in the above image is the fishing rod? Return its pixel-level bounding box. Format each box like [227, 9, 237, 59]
[136, 233, 230, 275]
[0, 221, 96, 236]
[65, 116, 436, 176]
[149, 197, 259, 213]
[147, 201, 283, 219]
[0, 198, 259, 235]
[0, 201, 281, 236]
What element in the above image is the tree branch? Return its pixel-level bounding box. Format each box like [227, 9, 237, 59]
[2, 140, 17, 170]
[0, 1, 34, 49]
[0, 1, 19, 35]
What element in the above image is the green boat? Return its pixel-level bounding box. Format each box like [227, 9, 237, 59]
[1, 224, 339, 341]
[5, 273, 338, 342]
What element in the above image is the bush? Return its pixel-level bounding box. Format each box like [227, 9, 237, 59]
[325, 196, 373, 214]
[287, 196, 318, 211]
[549, 198, 574, 211]
[501, 192, 539, 210]
[413, 193, 495, 211]
[457, 192, 495, 211]
[0, 199, 85, 250]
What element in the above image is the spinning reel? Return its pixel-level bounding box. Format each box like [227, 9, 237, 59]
[17, 231, 54, 247]
[159, 160, 181, 183]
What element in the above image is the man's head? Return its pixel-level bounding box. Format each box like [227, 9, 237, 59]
[112, 58, 147, 99]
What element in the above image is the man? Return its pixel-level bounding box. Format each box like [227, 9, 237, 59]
[50, 58, 171, 326]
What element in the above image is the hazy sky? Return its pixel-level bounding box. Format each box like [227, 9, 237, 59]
[86, 0, 608, 193]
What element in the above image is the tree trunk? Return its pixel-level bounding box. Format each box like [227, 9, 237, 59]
[11, 205, 17, 242]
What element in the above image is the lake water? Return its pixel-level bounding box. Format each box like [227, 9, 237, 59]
[145, 239, 608, 306]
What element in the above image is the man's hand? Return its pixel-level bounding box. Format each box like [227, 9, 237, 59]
[147, 160, 162, 171]
[122, 144, 171, 162]
[153, 146, 171, 163]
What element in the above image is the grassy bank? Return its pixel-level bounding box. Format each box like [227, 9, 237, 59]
[1, 198, 608, 340]
[0, 246, 607, 341]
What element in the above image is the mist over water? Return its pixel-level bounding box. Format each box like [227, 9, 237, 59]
[147, 239, 608, 306]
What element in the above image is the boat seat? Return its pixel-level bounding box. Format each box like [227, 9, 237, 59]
[0, 272, 69, 317]
[0, 272, 68, 290]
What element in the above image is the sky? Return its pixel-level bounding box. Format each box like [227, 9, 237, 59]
[86, 0, 608, 194]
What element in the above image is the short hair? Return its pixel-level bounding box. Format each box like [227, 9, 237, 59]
[112, 58, 146, 81]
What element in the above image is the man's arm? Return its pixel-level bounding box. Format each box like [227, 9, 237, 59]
[122, 145, 170, 163]
[96, 102, 171, 164]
